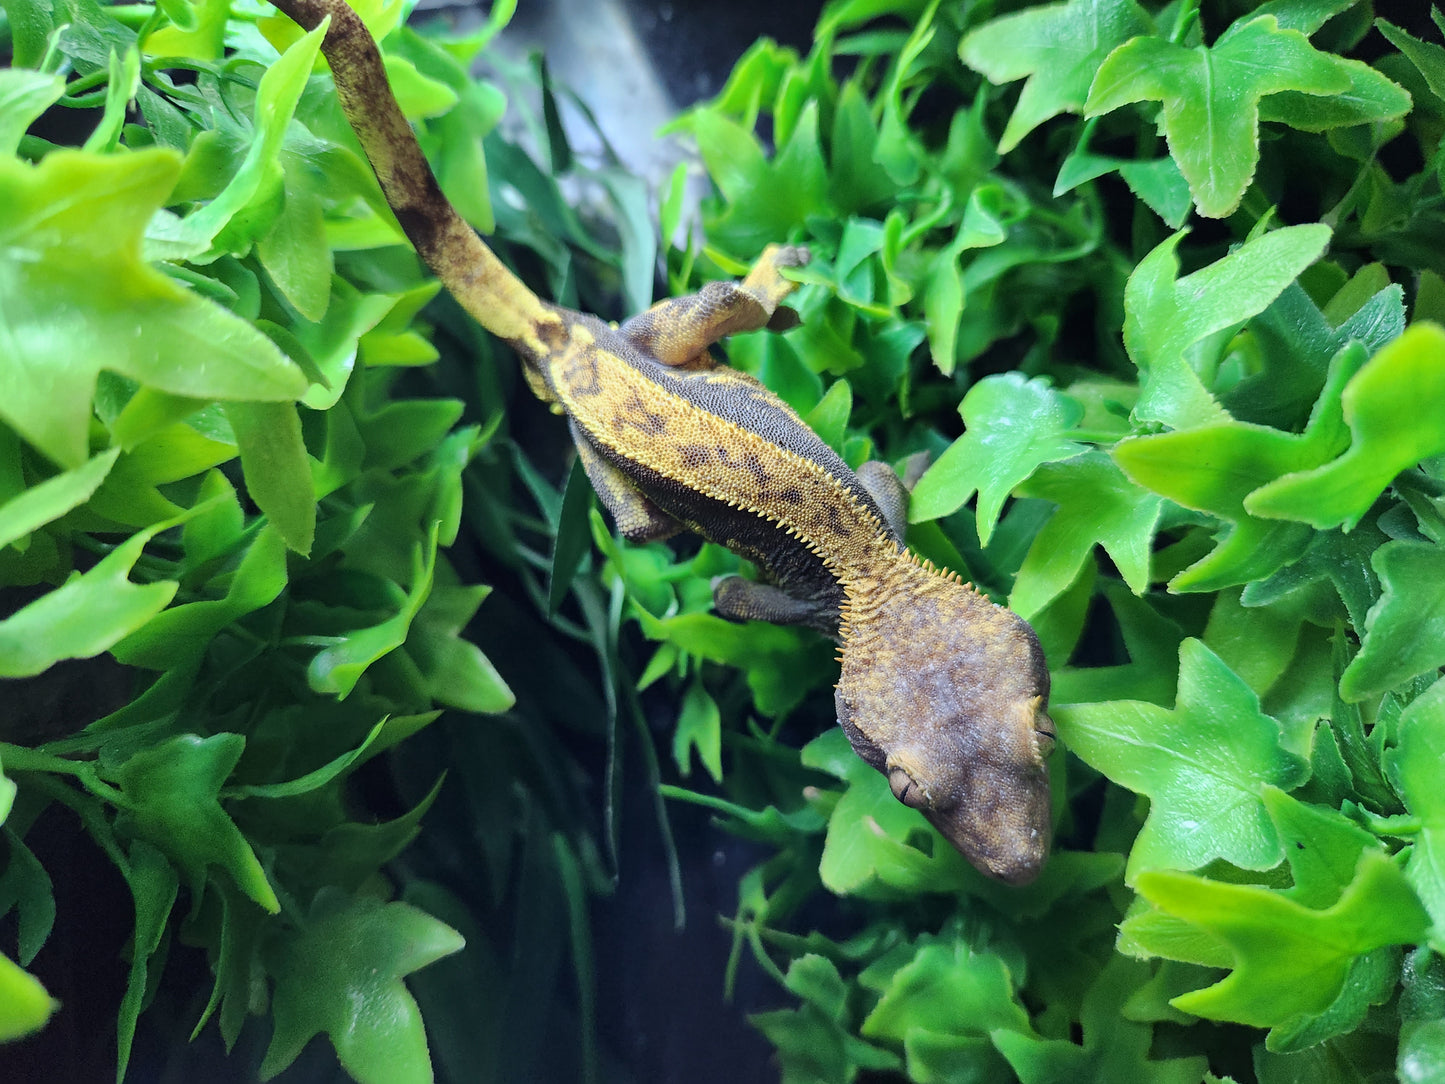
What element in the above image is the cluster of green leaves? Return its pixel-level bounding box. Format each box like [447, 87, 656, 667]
[0, 0, 658, 1078]
[603, 0, 1445, 1080]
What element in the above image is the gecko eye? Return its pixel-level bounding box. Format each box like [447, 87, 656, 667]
[888, 765, 929, 810]
[1033, 705, 1057, 759]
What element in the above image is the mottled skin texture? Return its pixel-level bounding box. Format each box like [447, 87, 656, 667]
[270, 0, 1056, 884]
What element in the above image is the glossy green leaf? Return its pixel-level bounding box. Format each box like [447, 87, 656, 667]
[1087, 16, 1350, 217]
[1247, 324, 1445, 530]
[112, 525, 289, 670]
[1114, 342, 1364, 591]
[162, 22, 327, 255]
[256, 158, 334, 322]
[1122, 225, 1332, 429]
[308, 524, 439, 698]
[1135, 850, 1429, 1027]
[406, 584, 515, 714]
[0, 447, 120, 550]
[991, 957, 1208, 1084]
[261, 888, 464, 1083]
[224, 400, 315, 555]
[0, 149, 306, 468]
[111, 733, 279, 913]
[861, 940, 1030, 1042]
[1383, 677, 1445, 944]
[0, 69, 65, 157]
[0, 523, 177, 677]
[959, 0, 1153, 153]
[1010, 451, 1164, 618]
[1056, 639, 1309, 881]
[910, 374, 1084, 543]
[1339, 541, 1445, 701]
[751, 954, 901, 1084]
[1377, 20, 1445, 106]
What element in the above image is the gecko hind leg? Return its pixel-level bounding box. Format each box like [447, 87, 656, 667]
[711, 576, 840, 636]
[571, 422, 681, 542]
[620, 244, 811, 369]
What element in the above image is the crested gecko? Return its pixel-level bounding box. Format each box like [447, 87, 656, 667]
[266, 0, 1055, 883]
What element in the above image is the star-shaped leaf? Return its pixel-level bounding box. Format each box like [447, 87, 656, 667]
[959, 0, 1154, 153]
[1086, 16, 1350, 217]
[0, 148, 306, 469]
[1246, 324, 1445, 530]
[1122, 225, 1331, 429]
[991, 957, 1208, 1084]
[111, 733, 279, 913]
[261, 888, 464, 1083]
[861, 939, 1031, 1045]
[1134, 849, 1429, 1028]
[910, 373, 1084, 544]
[0, 522, 178, 678]
[1010, 451, 1166, 618]
[1240, 512, 1385, 629]
[1339, 540, 1445, 702]
[751, 954, 901, 1082]
[1051, 581, 1185, 707]
[1114, 341, 1364, 592]
[1384, 676, 1445, 948]
[1056, 638, 1309, 882]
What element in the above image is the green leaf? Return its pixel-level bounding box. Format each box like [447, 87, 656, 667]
[0, 69, 66, 158]
[1122, 225, 1332, 429]
[111, 733, 279, 913]
[861, 940, 1031, 1043]
[224, 401, 315, 555]
[1383, 677, 1445, 945]
[959, 0, 1154, 153]
[115, 840, 180, 1079]
[406, 584, 515, 714]
[1086, 16, 1350, 217]
[1055, 638, 1309, 881]
[637, 610, 832, 719]
[256, 158, 334, 322]
[909, 374, 1084, 543]
[1010, 451, 1164, 618]
[1246, 324, 1445, 530]
[1377, 19, 1445, 107]
[0, 950, 56, 1042]
[1259, 55, 1412, 132]
[673, 679, 723, 783]
[751, 954, 901, 1084]
[308, 524, 439, 699]
[992, 956, 1208, 1084]
[261, 890, 462, 1083]
[1134, 849, 1429, 1027]
[112, 522, 289, 670]
[0, 149, 306, 468]
[162, 22, 328, 256]
[1113, 341, 1363, 591]
[1338, 541, 1445, 702]
[0, 523, 177, 677]
[0, 447, 121, 550]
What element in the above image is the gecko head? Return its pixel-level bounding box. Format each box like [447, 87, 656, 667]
[836, 577, 1054, 885]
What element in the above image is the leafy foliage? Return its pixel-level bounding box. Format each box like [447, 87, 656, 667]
[6, 0, 1445, 1081]
[645, 0, 1445, 1081]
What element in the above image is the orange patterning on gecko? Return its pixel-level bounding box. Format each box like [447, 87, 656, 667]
[268, 0, 1055, 883]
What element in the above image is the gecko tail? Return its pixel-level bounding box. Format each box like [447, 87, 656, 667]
[267, 0, 560, 359]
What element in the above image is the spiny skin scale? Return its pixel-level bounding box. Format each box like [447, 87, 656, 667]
[268, 0, 1055, 884]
